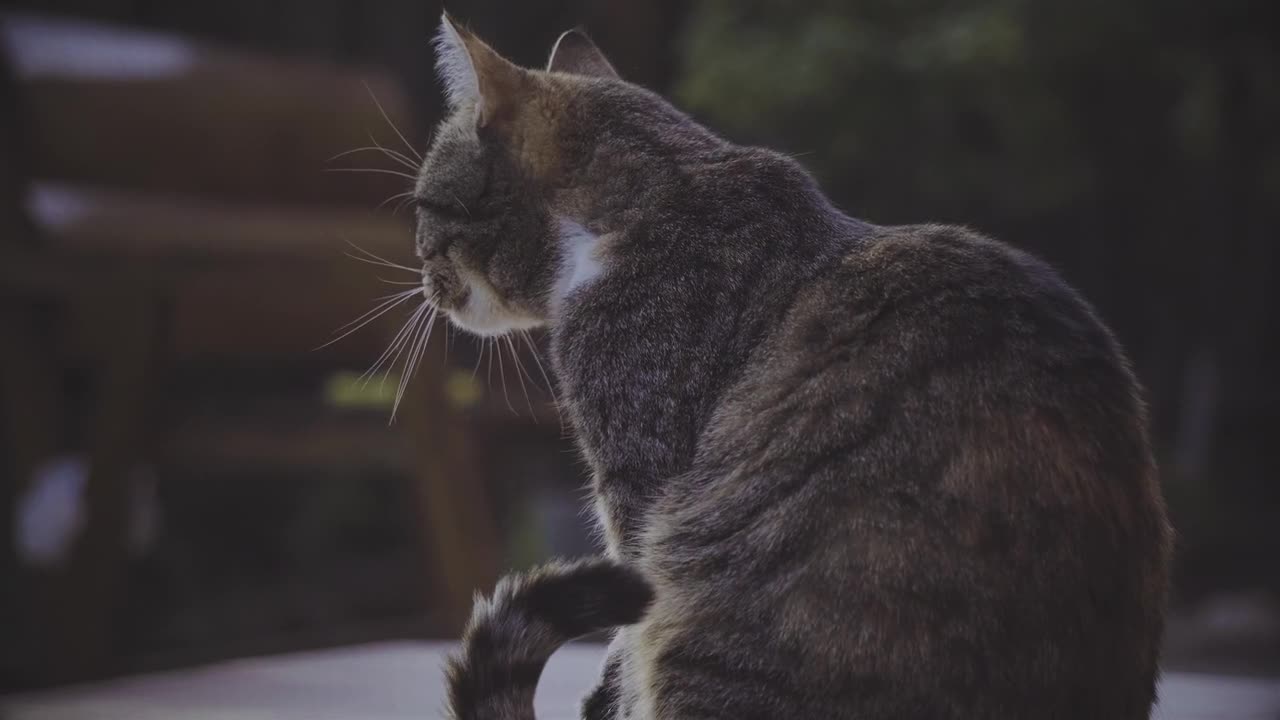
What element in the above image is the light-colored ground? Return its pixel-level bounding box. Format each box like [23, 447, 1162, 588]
[3, 641, 1278, 719]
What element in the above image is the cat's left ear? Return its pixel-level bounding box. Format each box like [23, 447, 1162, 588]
[546, 29, 619, 79]
[434, 12, 529, 128]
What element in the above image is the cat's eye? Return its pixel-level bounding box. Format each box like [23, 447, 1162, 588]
[416, 196, 471, 220]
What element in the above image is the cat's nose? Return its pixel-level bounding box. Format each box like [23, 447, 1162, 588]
[416, 234, 446, 261]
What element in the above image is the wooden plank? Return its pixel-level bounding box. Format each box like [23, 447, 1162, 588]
[5, 14, 416, 207]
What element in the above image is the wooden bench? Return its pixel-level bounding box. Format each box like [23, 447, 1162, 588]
[0, 13, 500, 685]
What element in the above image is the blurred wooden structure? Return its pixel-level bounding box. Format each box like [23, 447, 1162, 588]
[0, 14, 499, 686]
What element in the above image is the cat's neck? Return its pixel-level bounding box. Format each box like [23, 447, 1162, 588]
[547, 142, 865, 326]
[575, 141, 849, 249]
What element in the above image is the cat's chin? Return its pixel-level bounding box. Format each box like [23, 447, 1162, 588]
[444, 278, 543, 338]
[445, 308, 542, 338]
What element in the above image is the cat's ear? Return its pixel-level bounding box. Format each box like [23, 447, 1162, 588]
[434, 13, 529, 128]
[546, 29, 619, 80]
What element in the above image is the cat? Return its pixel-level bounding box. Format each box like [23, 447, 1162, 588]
[415, 14, 1172, 720]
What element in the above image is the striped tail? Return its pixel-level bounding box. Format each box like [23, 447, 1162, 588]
[445, 557, 654, 720]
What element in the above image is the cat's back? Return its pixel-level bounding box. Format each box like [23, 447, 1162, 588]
[643, 223, 1171, 719]
[696, 221, 1152, 474]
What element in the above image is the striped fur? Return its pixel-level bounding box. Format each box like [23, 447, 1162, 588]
[417, 18, 1173, 720]
[445, 558, 653, 720]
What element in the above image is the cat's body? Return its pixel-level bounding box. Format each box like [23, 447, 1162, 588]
[419, 17, 1172, 720]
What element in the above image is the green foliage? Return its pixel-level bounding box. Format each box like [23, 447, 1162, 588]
[675, 0, 1276, 228]
[679, 0, 1070, 221]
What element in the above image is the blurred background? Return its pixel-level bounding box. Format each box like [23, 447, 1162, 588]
[0, 0, 1277, 699]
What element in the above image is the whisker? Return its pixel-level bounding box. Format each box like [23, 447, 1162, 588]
[363, 79, 423, 162]
[391, 303, 443, 423]
[472, 336, 487, 379]
[520, 329, 562, 429]
[378, 277, 422, 286]
[408, 307, 442, 401]
[342, 238, 419, 272]
[444, 322, 452, 370]
[394, 195, 419, 216]
[364, 320, 416, 390]
[361, 302, 427, 387]
[328, 146, 417, 171]
[367, 132, 420, 171]
[450, 192, 472, 219]
[486, 337, 496, 389]
[331, 287, 419, 332]
[326, 167, 418, 182]
[519, 330, 556, 398]
[315, 290, 418, 350]
[377, 190, 418, 213]
[343, 251, 418, 274]
[390, 306, 433, 423]
[504, 335, 536, 421]
[382, 301, 436, 386]
[496, 335, 516, 415]
[374, 309, 428, 390]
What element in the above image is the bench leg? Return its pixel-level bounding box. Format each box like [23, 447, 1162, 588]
[396, 330, 501, 633]
[0, 302, 66, 683]
[8, 289, 160, 683]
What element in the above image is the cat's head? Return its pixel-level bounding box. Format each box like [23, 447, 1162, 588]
[413, 14, 715, 337]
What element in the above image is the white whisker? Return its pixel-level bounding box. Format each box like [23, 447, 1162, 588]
[505, 335, 536, 420]
[343, 251, 418, 274]
[326, 167, 418, 182]
[363, 80, 423, 162]
[520, 332, 556, 393]
[331, 287, 419, 331]
[315, 290, 418, 350]
[386, 301, 432, 392]
[374, 311, 427, 389]
[486, 337, 496, 388]
[472, 336, 487, 379]
[406, 309, 441, 413]
[342, 238, 419, 272]
[395, 195, 419, 216]
[391, 304, 441, 423]
[361, 302, 428, 387]
[367, 132, 420, 171]
[450, 192, 472, 219]
[378, 190, 418, 213]
[521, 330, 565, 432]
[496, 335, 515, 415]
[390, 308, 432, 423]
[328, 145, 417, 172]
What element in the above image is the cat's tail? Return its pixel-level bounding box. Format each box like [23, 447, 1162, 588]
[444, 557, 654, 720]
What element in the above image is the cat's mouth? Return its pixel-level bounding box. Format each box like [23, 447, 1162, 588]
[421, 262, 466, 309]
[422, 262, 541, 337]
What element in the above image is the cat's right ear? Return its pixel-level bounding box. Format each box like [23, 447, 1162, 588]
[433, 12, 529, 129]
[546, 29, 619, 79]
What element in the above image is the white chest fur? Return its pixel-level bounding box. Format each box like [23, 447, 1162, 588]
[551, 218, 605, 315]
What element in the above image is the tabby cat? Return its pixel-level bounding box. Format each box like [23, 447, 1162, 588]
[413, 14, 1172, 720]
